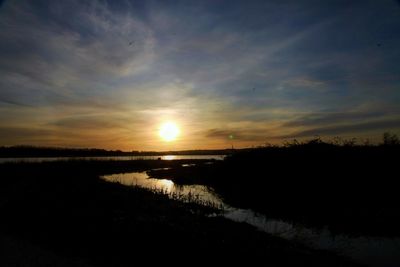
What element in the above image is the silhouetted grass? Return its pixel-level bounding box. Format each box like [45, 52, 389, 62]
[0, 159, 360, 266]
[109, 174, 224, 210]
[148, 136, 400, 237]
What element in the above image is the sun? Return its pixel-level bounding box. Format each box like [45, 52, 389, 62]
[159, 122, 180, 142]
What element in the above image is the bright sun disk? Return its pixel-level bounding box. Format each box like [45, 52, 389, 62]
[159, 122, 180, 142]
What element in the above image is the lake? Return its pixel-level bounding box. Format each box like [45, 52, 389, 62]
[0, 155, 225, 163]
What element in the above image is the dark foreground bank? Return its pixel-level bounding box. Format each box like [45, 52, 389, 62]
[148, 140, 400, 238]
[0, 160, 358, 266]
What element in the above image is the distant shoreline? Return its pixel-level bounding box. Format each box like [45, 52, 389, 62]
[0, 146, 235, 158]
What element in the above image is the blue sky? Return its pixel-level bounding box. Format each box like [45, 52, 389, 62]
[0, 0, 399, 150]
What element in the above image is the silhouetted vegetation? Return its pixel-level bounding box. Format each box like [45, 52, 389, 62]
[149, 134, 400, 237]
[2, 134, 398, 266]
[0, 145, 232, 157]
[383, 131, 400, 146]
[0, 159, 358, 266]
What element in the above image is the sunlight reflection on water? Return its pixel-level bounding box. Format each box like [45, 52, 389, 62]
[163, 155, 176, 160]
[102, 171, 224, 207]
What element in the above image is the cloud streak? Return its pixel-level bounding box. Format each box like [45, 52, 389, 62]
[279, 119, 400, 139]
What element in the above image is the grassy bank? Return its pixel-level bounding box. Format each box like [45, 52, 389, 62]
[0, 160, 359, 266]
[148, 140, 400, 237]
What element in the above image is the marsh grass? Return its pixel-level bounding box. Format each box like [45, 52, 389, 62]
[0, 155, 364, 266]
[108, 174, 224, 211]
[148, 135, 400, 237]
[147, 186, 225, 210]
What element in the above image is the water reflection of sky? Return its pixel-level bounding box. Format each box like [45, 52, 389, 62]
[0, 155, 225, 163]
[102, 172, 224, 206]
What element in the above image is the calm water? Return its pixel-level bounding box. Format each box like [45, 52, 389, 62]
[0, 155, 225, 163]
[102, 171, 224, 206]
[102, 170, 400, 267]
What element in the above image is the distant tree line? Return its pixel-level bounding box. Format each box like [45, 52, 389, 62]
[0, 146, 232, 158]
[1, 132, 398, 157]
[259, 131, 400, 148]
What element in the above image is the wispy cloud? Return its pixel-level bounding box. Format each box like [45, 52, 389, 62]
[205, 127, 277, 143]
[282, 111, 388, 128]
[279, 118, 400, 139]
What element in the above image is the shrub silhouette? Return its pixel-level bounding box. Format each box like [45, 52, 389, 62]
[383, 132, 400, 145]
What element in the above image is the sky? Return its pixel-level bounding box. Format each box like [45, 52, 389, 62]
[0, 0, 399, 151]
